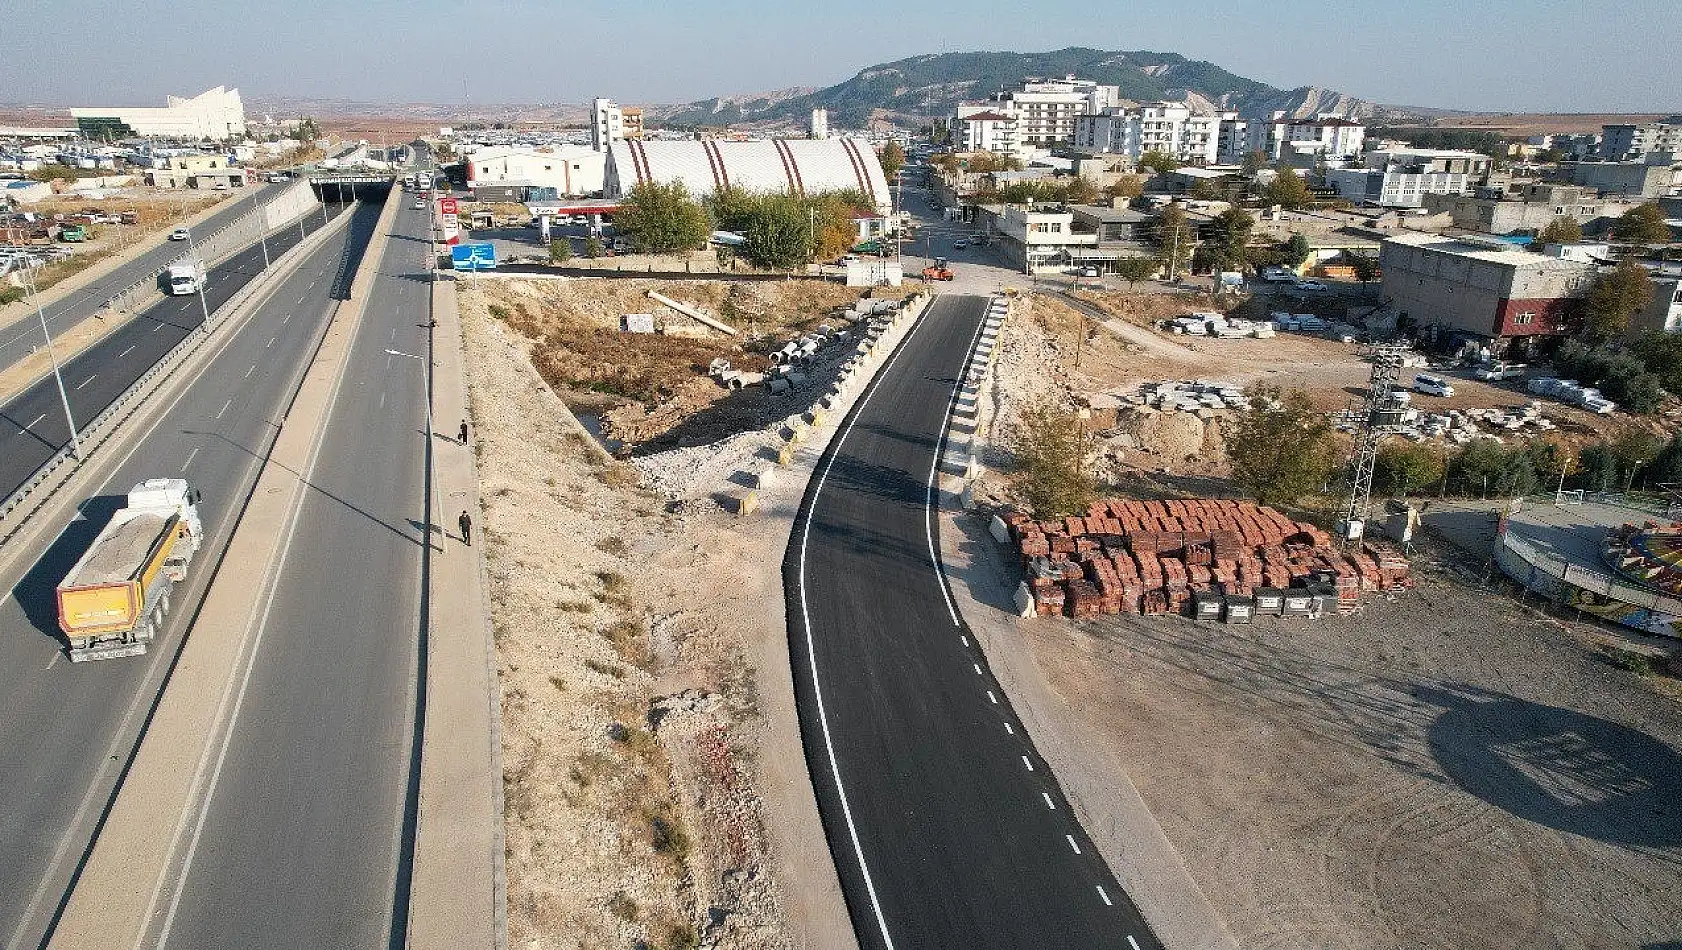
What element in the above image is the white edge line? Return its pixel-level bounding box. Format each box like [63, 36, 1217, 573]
[796, 296, 940, 950]
[921, 297, 989, 626]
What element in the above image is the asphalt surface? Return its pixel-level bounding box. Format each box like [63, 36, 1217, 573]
[784, 294, 1164, 950]
[144, 194, 434, 949]
[0, 183, 280, 374]
[0, 197, 380, 950]
[0, 198, 352, 505]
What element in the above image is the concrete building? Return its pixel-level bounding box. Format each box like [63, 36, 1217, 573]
[145, 152, 247, 189]
[70, 86, 245, 141]
[1567, 153, 1682, 199]
[1379, 231, 1597, 349]
[466, 144, 606, 197]
[1073, 103, 1219, 165]
[954, 76, 1120, 153]
[604, 138, 892, 214]
[1631, 274, 1682, 336]
[1326, 147, 1490, 208]
[591, 98, 625, 152]
[974, 202, 1097, 272]
[1215, 113, 1250, 164]
[1258, 113, 1365, 162]
[1600, 118, 1682, 161]
[1423, 183, 1640, 235]
[811, 109, 829, 141]
[955, 107, 1021, 157]
[620, 107, 645, 141]
[1527, 132, 1601, 160]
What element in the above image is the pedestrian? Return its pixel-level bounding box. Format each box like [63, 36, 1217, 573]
[458, 418, 469, 445]
[458, 509, 473, 546]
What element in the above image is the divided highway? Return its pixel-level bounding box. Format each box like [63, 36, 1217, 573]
[0, 198, 381, 950]
[0, 197, 352, 504]
[785, 294, 1163, 949]
[140, 196, 436, 949]
[0, 183, 280, 374]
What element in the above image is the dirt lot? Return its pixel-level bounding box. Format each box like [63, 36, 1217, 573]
[7, 189, 225, 294]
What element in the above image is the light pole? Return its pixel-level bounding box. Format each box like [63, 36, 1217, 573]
[255, 207, 271, 268]
[183, 226, 213, 333]
[386, 347, 443, 548]
[23, 267, 82, 460]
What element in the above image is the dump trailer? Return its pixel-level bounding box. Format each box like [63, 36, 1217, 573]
[56, 479, 203, 662]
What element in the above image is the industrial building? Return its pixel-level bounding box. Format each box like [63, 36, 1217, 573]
[70, 86, 246, 141]
[604, 138, 893, 215]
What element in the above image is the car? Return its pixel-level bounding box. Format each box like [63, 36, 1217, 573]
[212, 181, 229, 191]
[1262, 267, 1295, 282]
[1412, 373, 1455, 398]
[413, 199, 425, 210]
[836, 254, 860, 266]
[168, 228, 190, 241]
[953, 239, 968, 249]
[1077, 267, 1101, 278]
[1293, 279, 1329, 292]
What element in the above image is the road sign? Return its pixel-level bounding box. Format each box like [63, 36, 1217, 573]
[438, 197, 459, 215]
[450, 242, 497, 272]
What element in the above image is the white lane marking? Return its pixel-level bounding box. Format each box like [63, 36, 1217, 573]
[1022, 755, 1035, 772]
[281, 313, 291, 325]
[922, 300, 988, 626]
[1004, 722, 1014, 735]
[960, 634, 968, 646]
[266, 336, 276, 348]
[1066, 834, 1081, 854]
[216, 398, 231, 419]
[74, 374, 95, 390]
[25, 413, 45, 429]
[118, 345, 136, 359]
[379, 391, 386, 409]
[43, 653, 59, 671]
[244, 364, 255, 378]
[180, 447, 199, 472]
[1043, 792, 1056, 810]
[297, 295, 307, 304]
[1125, 933, 1139, 946]
[972, 663, 982, 675]
[152, 320, 165, 332]
[987, 690, 998, 705]
[793, 298, 942, 950]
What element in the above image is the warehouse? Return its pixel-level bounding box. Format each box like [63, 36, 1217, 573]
[604, 138, 892, 215]
[465, 144, 606, 199]
[70, 86, 245, 141]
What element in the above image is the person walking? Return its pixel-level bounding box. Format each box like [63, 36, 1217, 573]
[458, 509, 473, 546]
[458, 418, 469, 445]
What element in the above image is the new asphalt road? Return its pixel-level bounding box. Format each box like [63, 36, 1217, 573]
[785, 294, 1164, 949]
[141, 196, 437, 949]
[0, 198, 380, 950]
[0, 183, 280, 374]
[0, 196, 352, 505]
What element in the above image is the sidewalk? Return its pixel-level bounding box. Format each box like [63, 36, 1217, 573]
[407, 272, 504, 950]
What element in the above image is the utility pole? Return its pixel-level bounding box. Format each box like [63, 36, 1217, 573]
[185, 227, 213, 333]
[24, 267, 81, 460]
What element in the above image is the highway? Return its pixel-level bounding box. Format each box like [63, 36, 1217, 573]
[784, 294, 1164, 950]
[0, 182, 281, 374]
[0, 197, 381, 950]
[142, 193, 435, 948]
[0, 196, 352, 505]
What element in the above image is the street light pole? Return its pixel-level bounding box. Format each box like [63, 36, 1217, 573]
[256, 208, 271, 268]
[386, 348, 443, 548]
[24, 267, 81, 460]
[184, 227, 213, 333]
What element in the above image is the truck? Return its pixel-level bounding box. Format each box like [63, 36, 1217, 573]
[165, 260, 201, 295]
[56, 479, 203, 662]
[58, 223, 89, 243]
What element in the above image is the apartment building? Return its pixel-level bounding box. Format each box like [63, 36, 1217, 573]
[1600, 117, 1682, 162]
[591, 97, 625, 152]
[1568, 153, 1682, 199]
[1258, 113, 1366, 162]
[975, 202, 1098, 271]
[1325, 147, 1490, 208]
[953, 76, 1121, 154]
[1379, 231, 1596, 346]
[1073, 103, 1220, 164]
[1423, 183, 1641, 234]
[620, 107, 645, 141]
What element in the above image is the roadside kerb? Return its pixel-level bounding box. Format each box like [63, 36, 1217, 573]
[0, 200, 358, 550]
[406, 272, 505, 950]
[46, 191, 400, 950]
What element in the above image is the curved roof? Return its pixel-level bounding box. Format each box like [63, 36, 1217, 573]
[606, 138, 891, 214]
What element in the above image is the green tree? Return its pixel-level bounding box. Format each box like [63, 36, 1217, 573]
[583, 236, 604, 258]
[1348, 252, 1379, 286]
[1451, 440, 1506, 496]
[1263, 168, 1311, 209]
[1153, 203, 1196, 279]
[1208, 207, 1255, 272]
[1631, 331, 1682, 392]
[1373, 441, 1446, 497]
[742, 192, 812, 270]
[1105, 175, 1144, 201]
[705, 183, 756, 234]
[1611, 203, 1671, 244]
[615, 180, 710, 255]
[1115, 256, 1159, 288]
[1612, 428, 1665, 482]
[1223, 385, 1340, 507]
[878, 141, 906, 181]
[27, 166, 78, 183]
[1536, 215, 1583, 246]
[1582, 259, 1654, 341]
[548, 238, 572, 264]
[1009, 400, 1096, 518]
[1241, 150, 1268, 175]
[1189, 178, 1222, 201]
[1138, 150, 1179, 175]
[1063, 175, 1099, 204]
[1283, 233, 1312, 268]
[291, 117, 321, 142]
[1577, 442, 1621, 492]
[1648, 432, 1682, 486]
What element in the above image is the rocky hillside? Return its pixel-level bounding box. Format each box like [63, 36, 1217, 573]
[654, 47, 1440, 130]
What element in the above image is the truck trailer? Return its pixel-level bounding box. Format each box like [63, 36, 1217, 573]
[56, 479, 203, 662]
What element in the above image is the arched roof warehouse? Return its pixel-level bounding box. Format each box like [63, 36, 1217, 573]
[606, 138, 892, 215]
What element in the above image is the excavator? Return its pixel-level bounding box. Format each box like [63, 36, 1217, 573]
[920, 256, 954, 281]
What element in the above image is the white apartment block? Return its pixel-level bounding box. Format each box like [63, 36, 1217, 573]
[1600, 118, 1682, 161]
[591, 97, 625, 152]
[1074, 103, 1219, 165]
[953, 76, 1120, 152]
[1259, 112, 1365, 162]
[955, 106, 1021, 156]
[1324, 147, 1490, 208]
[1216, 113, 1249, 164]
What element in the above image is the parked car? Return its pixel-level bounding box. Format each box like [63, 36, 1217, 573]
[1412, 373, 1455, 398]
[1474, 361, 1528, 382]
[1292, 279, 1329, 293]
[953, 239, 968, 249]
[168, 228, 190, 241]
[1262, 267, 1295, 282]
[1077, 267, 1100, 278]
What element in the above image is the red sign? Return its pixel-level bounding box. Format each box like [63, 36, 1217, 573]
[439, 197, 458, 215]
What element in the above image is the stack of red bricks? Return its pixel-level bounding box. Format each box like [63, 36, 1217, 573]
[1002, 498, 1412, 619]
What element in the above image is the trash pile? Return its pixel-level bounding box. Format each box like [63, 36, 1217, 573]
[997, 498, 1412, 622]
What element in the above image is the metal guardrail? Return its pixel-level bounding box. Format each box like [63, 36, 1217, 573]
[1497, 528, 1682, 616]
[0, 202, 354, 526]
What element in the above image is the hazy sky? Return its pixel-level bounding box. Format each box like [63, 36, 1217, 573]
[3, 0, 1678, 113]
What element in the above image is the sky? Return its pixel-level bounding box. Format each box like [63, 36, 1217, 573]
[3, 0, 1679, 113]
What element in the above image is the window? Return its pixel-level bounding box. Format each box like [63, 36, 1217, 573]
[1513, 311, 1535, 325]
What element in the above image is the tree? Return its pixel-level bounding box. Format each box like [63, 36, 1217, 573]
[1138, 150, 1179, 175]
[1577, 442, 1621, 492]
[27, 165, 78, 183]
[932, 153, 960, 175]
[548, 239, 572, 264]
[1009, 400, 1096, 518]
[1631, 331, 1682, 393]
[705, 183, 756, 234]
[878, 142, 906, 181]
[1536, 215, 1583, 246]
[1611, 203, 1671, 244]
[1611, 428, 1665, 482]
[1223, 385, 1340, 507]
[1348, 252, 1379, 286]
[291, 117, 321, 142]
[583, 236, 604, 258]
[1374, 442, 1445, 497]
[1283, 233, 1312, 269]
[1105, 175, 1145, 201]
[742, 192, 812, 271]
[1241, 150, 1268, 176]
[1189, 178, 1222, 201]
[615, 181, 710, 255]
[1263, 168, 1311, 209]
[1208, 207, 1255, 272]
[1582, 259, 1654, 340]
[1153, 203, 1196, 279]
[1648, 432, 1682, 486]
[1115, 256, 1159, 288]
[1063, 175, 1099, 204]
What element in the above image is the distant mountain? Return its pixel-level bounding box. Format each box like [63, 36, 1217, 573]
[651, 47, 1447, 130]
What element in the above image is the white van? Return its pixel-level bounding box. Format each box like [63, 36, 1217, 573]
[1412, 373, 1455, 398]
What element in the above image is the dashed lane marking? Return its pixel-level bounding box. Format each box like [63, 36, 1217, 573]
[74, 374, 95, 390]
[118, 345, 136, 359]
[1043, 793, 1055, 810]
[216, 398, 231, 419]
[1022, 755, 1034, 772]
[1065, 834, 1081, 855]
[26, 413, 45, 429]
[1004, 722, 1014, 735]
[987, 690, 998, 704]
[266, 337, 276, 348]
[972, 663, 982, 675]
[244, 364, 255, 378]
[180, 447, 199, 472]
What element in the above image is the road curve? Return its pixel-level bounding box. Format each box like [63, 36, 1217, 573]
[784, 293, 1163, 950]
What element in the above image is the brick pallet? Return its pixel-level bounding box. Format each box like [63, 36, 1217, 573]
[1003, 498, 1412, 620]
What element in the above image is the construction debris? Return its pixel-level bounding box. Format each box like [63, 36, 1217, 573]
[998, 498, 1412, 622]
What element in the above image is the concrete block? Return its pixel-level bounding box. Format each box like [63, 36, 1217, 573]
[733, 490, 758, 516]
[989, 514, 1012, 544]
[803, 408, 825, 427]
[751, 467, 777, 489]
[1013, 582, 1037, 618]
[776, 444, 795, 466]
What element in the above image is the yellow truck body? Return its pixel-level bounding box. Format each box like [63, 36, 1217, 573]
[56, 513, 183, 637]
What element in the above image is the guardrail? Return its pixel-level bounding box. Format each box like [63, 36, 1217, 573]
[1497, 527, 1682, 617]
[0, 201, 357, 527]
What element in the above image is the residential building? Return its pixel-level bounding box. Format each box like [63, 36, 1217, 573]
[1600, 117, 1682, 161]
[955, 107, 1021, 157]
[71, 86, 245, 141]
[1258, 113, 1365, 162]
[1567, 153, 1682, 199]
[620, 107, 644, 141]
[604, 138, 892, 214]
[974, 202, 1097, 271]
[1073, 103, 1220, 165]
[466, 144, 606, 197]
[1325, 147, 1491, 208]
[811, 109, 829, 141]
[1526, 132, 1601, 160]
[1215, 113, 1250, 165]
[1630, 274, 1682, 336]
[953, 76, 1120, 152]
[591, 98, 625, 152]
[1423, 183, 1641, 235]
[1379, 231, 1597, 348]
[1162, 166, 1246, 196]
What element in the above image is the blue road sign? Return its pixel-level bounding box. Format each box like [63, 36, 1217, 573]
[450, 242, 497, 272]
